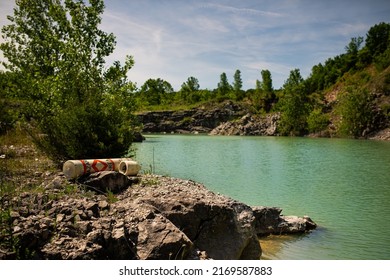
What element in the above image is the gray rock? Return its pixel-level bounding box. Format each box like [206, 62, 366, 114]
[252, 206, 317, 236]
[210, 113, 280, 136]
[80, 171, 130, 194]
[3, 174, 316, 260]
[137, 101, 245, 133]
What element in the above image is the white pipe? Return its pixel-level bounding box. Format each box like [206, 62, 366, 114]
[63, 158, 132, 179]
[118, 160, 141, 176]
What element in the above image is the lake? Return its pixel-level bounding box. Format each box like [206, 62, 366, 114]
[133, 134, 390, 260]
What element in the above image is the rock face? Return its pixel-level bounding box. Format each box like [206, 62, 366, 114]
[209, 113, 281, 136]
[135, 176, 261, 260]
[1, 173, 316, 260]
[1, 174, 261, 260]
[137, 101, 246, 134]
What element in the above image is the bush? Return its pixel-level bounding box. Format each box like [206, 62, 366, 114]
[307, 108, 329, 134]
[336, 88, 374, 137]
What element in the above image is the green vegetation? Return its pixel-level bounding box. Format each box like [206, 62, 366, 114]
[1, 0, 389, 165]
[0, 0, 139, 162]
[128, 22, 389, 138]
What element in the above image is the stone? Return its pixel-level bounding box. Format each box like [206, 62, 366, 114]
[136, 176, 261, 260]
[252, 206, 317, 236]
[80, 171, 130, 194]
[209, 113, 281, 136]
[2, 174, 316, 260]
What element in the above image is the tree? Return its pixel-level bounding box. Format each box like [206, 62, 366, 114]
[260, 70, 273, 94]
[365, 22, 390, 59]
[336, 88, 374, 138]
[217, 72, 231, 100]
[178, 76, 201, 104]
[260, 70, 275, 111]
[278, 69, 310, 135]
[307, 108, 329, 134]
[181, 76, 200, 93]
[232, 69, 244, 100]
[0, 0, 138, 161]
[343, 36, 364, 70]
[139, 78, 174, 106]
[345, 37, 364, 55]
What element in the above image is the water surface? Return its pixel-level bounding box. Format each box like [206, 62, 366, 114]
[134, 135, 390, 259]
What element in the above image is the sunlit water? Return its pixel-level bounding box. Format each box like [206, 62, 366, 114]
[133, 135, 390, 259]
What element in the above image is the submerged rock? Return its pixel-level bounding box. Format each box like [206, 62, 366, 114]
[252, 206, 317, 236]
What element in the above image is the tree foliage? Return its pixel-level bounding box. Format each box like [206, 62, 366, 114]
[217, 72, 232, 100]
[336, 88, 374, 138]
[278, 69, 310, 136]
[0, 0, 138, 161]
[177, 76, 201, 103]
[232, 69, 244, 100]
[138, 78, 174, 106]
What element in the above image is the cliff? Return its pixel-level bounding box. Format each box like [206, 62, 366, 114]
[137, 101, 247, 134]
[137, 101, 281, 136]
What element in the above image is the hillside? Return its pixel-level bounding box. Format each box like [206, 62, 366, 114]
[322, 65, 390, 139]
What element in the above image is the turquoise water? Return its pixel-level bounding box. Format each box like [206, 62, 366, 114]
[133, 135, 390, 260]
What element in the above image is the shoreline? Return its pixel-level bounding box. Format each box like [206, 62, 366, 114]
[0, 165, 317, 259]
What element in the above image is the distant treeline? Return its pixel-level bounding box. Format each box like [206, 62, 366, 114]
[133, 22, 390, 110]
[132, 22, 390, 137]
[0, 0, 389, 162]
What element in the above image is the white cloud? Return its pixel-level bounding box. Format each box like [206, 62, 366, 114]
[1, 0, 390, 90]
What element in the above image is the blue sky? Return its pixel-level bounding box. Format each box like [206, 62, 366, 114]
[1, 0, 390, 90]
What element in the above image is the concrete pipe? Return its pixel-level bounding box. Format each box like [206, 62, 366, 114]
[63, 158, 132, 179]
[118, 160, 141, 176]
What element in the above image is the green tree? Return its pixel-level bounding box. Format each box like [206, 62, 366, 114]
[260, 70, 275, 111]
[336, 88, 374, 138]
[252, 70, 274, 112]
[0, 71, 19, 133]
[139, 78, 174, 106]
[365, 22, 390, 59]
[232, 69, 244, 100]
[178, 76, 200, 104]
[217, 72, 231, 100]
[344, 36, 364, 69]
[0, 0, 138, 161]
[260, 70, 273, 94]
[307, 108, 329, 134]
[278, 69, 310, 136]
[345, 37, 364, 55]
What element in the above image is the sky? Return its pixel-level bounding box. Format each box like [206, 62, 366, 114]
[0, 0, 390, 90]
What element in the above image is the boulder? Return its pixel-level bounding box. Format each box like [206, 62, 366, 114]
[209, 113, 280, 136]
[135, 176, 261, 260]
[79, 171, 130, 194]
[252, 206, 317, 236]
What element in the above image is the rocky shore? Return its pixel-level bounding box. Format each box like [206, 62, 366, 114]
[137, 101, 390, 139]
[0, 170, 316, 260]
[209, 113, 281, 136]
[137, 101, 247, 134]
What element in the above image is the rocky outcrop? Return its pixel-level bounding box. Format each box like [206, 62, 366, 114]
[137, 101, 246, 134]
[1, 173, 260, 260]
[368, 128, 390, 140]
[1, 172, 316, 260]
[252, 206, 317, 236]
[209, 113, 281, 136]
